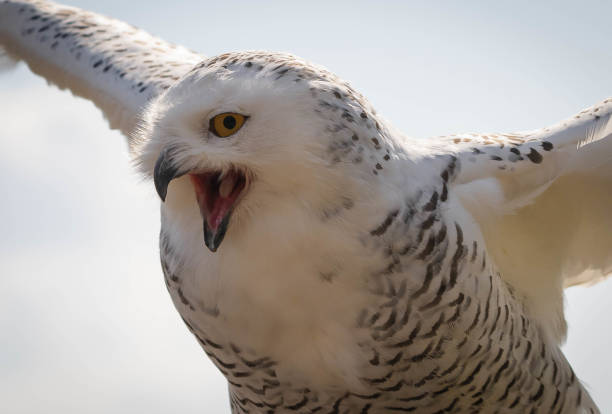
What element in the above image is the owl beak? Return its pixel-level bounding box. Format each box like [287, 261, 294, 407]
[153, 146, 186, 202]
[153, 148, 247, 252]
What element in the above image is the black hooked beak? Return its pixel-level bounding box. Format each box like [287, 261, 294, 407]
[153, 146, 187, 202]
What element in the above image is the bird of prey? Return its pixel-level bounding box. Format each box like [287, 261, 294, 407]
[2, 1, 611, 413]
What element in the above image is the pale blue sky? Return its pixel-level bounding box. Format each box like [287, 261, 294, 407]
[1, 1, 612, 412]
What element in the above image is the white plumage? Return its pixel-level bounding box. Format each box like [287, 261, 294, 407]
[2, 1, 611, 413]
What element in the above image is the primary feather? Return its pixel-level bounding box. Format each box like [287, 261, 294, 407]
[0, 0, 201, 142]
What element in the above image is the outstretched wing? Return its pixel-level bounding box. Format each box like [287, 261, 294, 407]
[437, 98, 612, 342]
[0, 0, 203, 144]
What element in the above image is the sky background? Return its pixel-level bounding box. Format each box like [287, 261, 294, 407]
[1, 1, 612, 412]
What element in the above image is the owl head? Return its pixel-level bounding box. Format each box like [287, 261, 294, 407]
[135, 51, 398, 252]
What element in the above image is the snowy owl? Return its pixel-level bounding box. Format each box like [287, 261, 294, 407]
[1, 1, 611, 413]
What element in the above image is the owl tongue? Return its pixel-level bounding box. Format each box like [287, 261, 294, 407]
[189, 170, 246, 252]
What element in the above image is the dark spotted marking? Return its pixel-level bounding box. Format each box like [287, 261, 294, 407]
[423, 192, 438, 212]
[421, 311, 445, 335]
[541, 141, 553, 151]
[385, 351, 403, 366]
[341, 110, 354, 122]
[459, 361, 484, 386]
[473, 375, 492, 398]
[414, 367, 438, 387]
[360, 403, 372, 414]
[493, 360, 510, 383]
[447, 156, 457, 176]
[329, 392, 350, 414]
[480, 280, 494, 334]
[435, 223, 447, 244]
[488, 304, 502, 335]
[376, 310, 396, 331]
[390, 320, 421, 348]
[362, 371, 392, 385]
[368, 312, 381, 327]
[497, 374, 518, 402]
[420, 214, 436, 230]
[508, 148, 524, 161]
[456, 336, 469, 350]
[521, 315, 528, 336]
[551, 360, 560, 386]
[370, 209, 399, 236]
[177, 287, 195, 311]
[440, 182, 448, 202]
[490, 155, 503, 161]
[489, 348, 504, 367]
[442, 397, 459, 412]
[551, 389, 561, 409]
[440, 170, 449, 183]
[411, 264, 435, 299]
[351, 391, 383, 400]
[526, 148, 543, 164]
[465, 305, 481, 336]
[417, 234, 436, 260]
[530, 383, 544, 402]
[508, 396, 521, 409]
[470, 241, 478, 262]
[468, 344, 482, 359]
[524, 340, 532, 360]
[448, 223, 464, 287]
[285, 395, 308, 410]
[410, 341, 434, 362]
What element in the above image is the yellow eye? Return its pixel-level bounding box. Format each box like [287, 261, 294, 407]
[209, 112, 248, 138]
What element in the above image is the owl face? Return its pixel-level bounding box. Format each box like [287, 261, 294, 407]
[135, 52, 377, 252]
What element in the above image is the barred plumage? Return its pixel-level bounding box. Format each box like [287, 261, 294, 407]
[2, 1, 610, 413]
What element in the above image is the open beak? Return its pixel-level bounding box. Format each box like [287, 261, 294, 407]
[153, 149, 247, 252]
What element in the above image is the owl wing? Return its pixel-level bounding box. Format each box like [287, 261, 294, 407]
[435, 98, 612, 342]
[0, 0, 203, 145]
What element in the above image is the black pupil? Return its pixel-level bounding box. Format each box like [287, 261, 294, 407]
[223, 115, 237, 130]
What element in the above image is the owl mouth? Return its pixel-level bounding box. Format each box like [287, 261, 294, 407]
[189, 169, 247, 252]
[152, 147, 248, 252]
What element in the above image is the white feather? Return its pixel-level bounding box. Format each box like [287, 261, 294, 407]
[440, 98, 612, 342]
[0, 0, 202, 145]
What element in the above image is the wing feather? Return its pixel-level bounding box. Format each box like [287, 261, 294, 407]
[436, 98, 612, 342]
[0, 0, 203, 145]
